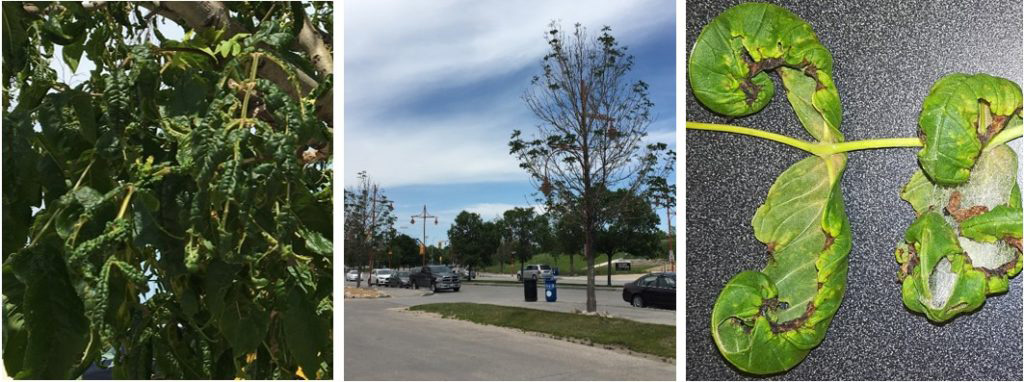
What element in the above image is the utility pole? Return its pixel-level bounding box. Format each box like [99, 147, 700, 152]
[410, 205, 438, 267]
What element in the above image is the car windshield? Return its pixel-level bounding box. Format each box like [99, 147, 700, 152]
[379, 270, 393, 275]
[539, 265, 551, 270]
[347, 270, 358, 274]
[428, 265, 451, 273]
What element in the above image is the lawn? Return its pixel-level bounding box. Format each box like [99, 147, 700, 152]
[408, 303, 675, 359]
[480, 252, 667, 276]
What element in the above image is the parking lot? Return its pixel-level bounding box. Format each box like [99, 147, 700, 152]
[344, 280, 675, 325]
[344, 282, 676, 381]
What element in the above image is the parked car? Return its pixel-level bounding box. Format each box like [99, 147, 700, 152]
[410, 265, 460, 292]
[622, 272, 675, 309]
[386, 270, 412, 288]
[369, 268, 394, 286]
[346, 269, 361, 282]
[516, 264, 553, 281]
[454, 267, 476, 280]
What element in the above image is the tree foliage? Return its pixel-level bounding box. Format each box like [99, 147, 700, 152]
[447, 211, 500, 269]
[342, 171, 394, 283]
[510, 22, 673, 312]
[2, 1, 333, 379]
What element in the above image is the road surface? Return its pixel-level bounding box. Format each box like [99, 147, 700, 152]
[344, 281, 675, 325]
[344, 297, 675, 380]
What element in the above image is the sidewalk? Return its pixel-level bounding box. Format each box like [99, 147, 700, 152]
[474, 272, 648, 287]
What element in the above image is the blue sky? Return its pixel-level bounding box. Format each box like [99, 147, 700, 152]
[344, 0, 676, 246]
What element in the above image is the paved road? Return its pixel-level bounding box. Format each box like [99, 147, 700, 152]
[344, 281, 675, 325]
[344, 298, 676, 380]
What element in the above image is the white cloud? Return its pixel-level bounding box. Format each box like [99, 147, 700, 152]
[343, 0, 675, 188]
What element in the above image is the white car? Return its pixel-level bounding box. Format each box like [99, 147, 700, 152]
[370, 268, 394, 286]
[346, 269, 361, 281]
[517, 264, 553, 281]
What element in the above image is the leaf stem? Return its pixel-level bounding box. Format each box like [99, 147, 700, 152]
[686, 122, 821, 155]
[826, 137, 922, 153]
[985, 123, 1023, 151]
[686, 121, 923, 156]
[117, 186, 135, 220]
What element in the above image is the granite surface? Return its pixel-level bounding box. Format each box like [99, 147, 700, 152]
[684, 0, 1023, 380]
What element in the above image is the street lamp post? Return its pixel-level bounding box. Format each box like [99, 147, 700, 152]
[410, 205, 438, 267]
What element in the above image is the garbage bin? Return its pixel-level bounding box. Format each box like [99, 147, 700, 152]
[544, 276, 557, 302]
[524, 278, 537, 301]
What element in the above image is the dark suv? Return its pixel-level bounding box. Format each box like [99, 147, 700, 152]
[409, 265, 460, 292]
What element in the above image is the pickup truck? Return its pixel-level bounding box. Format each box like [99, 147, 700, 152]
[410, 265, 460, 292]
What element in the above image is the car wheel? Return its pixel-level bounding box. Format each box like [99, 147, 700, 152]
[453, 287, 460, 292]
[632, 295, 644, 308]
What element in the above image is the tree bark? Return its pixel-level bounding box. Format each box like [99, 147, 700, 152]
[584, 226, 596, 312]
[142, 1, 333, 125]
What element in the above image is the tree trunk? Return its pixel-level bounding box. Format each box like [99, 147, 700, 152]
[584, 225, 596, 312]
[569, 253, 574, 276]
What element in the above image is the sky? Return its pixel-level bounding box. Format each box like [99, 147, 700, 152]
[344, 0, 677, 246]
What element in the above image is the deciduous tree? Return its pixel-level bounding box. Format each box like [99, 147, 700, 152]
[510, 22, 673, 311]
[2, 1, 333, 378]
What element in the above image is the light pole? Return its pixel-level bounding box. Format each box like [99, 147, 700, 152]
[410, 205, 438, 267]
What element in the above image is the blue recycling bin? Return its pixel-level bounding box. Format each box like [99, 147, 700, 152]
[544, 276, 557, 302]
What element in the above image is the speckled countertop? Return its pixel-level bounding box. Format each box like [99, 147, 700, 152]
[685, 0, 1023, 380]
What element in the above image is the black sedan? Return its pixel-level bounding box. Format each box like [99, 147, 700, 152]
[386, 270, 412, 288]
[622, 272, 675, 309]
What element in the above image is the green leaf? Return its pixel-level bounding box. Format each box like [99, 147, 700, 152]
[896, 212, 987, 322]
[283, 286, 326, 376]
[896, 145, 1021, 321]
[710, 153, 850, 375]
[779, 67, 843, 143]
[63, 37, 87, 72]
[11, 246, 90, 379]
[917, 73, 1022, 185]
[299, 227, 332, 256]
[960, 205, 1023, 243]
[688, 3, 836, 118]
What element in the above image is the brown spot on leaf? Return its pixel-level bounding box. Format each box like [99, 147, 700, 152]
[771, 302, 816, 333]
[1006, 237, 1022, 253]
[823, 234, 835, 251]
[946, 191, 989, 222]
[979, 115, 1008, 145]
[739, 80, 760, 106]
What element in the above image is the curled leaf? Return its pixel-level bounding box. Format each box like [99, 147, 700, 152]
[917, 73, 1022, 185]
[688, 2, 839, 124]
[711, 154, 850, 374]
[896, 145, 1022, 321]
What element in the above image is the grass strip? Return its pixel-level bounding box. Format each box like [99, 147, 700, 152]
[408, 302, 675, 359]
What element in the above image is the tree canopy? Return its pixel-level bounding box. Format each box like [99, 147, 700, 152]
[2, 2, 333, 379]
[510, 22, 673, 311]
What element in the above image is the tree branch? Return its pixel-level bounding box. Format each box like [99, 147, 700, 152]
[141, 1, 333, 125]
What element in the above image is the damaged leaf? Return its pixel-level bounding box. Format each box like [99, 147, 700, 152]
[897, 144, 1022, 321]
[917, 73, 1022, 185]
[688, 2, 840, 123]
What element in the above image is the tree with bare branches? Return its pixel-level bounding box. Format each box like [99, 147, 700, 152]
[343, 171, 395, 288]
[510, 22, 673, 312]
